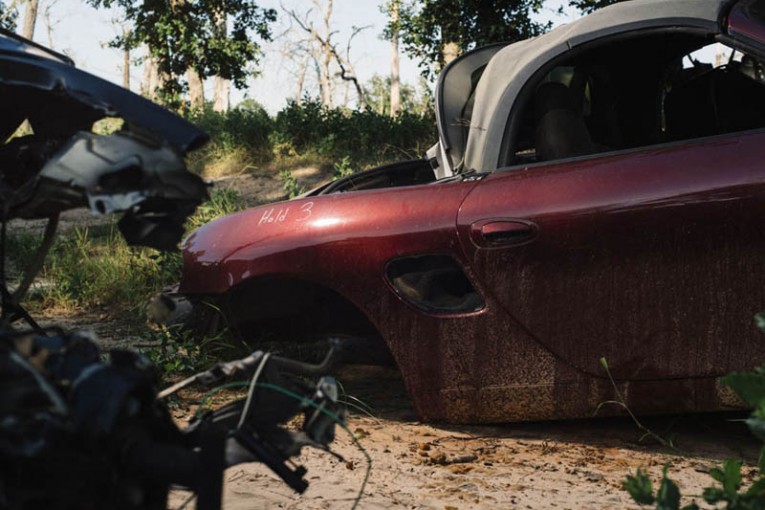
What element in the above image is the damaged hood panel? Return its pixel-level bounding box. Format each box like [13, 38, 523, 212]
[0, 30, 208, 250]
[0, 33, 208, 152]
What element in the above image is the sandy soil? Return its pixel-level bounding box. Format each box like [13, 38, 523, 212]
[12, 169, 762, 510]
[165, 366, 760, 510]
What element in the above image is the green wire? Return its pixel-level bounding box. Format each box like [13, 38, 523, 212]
[255, 382, 372, 510]
[192, 380, 371, 510]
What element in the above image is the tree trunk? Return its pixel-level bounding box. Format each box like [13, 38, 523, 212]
[442, 41, 459, 67]
[21, 0, 38, 39]
[213, 76, 229, 112]
[122, 26, 131, 90]
[320, 0, 333, 107]
[141, 49, 160, 99]
[295, 56, 309, 104]
[187, 68, 204, 110]
[212, 10, 229, 112]
[389, 0, 401, 117]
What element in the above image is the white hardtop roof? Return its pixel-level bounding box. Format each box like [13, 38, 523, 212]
[463, 0, 727, 172]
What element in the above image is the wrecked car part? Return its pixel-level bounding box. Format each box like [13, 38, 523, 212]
[0, 28, 208, 331]
[0, 29, 351, 510]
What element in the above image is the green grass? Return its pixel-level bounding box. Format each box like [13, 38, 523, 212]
[8, 187, 246, 320]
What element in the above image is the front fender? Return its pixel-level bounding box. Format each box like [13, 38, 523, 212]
[179, 181, 480, 299]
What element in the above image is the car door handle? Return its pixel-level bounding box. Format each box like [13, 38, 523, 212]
[470, 219, 537, 247]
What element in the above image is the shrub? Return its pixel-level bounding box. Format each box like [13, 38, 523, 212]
[271, 99, 436, 166]
[186, 103, 274, 176]
[623, 314, 765, 509]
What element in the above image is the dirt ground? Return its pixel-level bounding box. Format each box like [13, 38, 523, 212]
[16, 169, 764, 510]
[164, 365, 760, 510]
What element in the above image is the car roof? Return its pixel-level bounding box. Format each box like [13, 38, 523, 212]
[462, 0, 727, 172]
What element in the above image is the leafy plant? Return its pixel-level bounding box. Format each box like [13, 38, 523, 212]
[186, 187, 246, 231]
[279, 169, 305, 198]
[623, 312, 765, 509]
[142, 324, 239, 375]
[333, 155, 355, 180]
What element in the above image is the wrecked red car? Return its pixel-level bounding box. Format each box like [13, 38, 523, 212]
[179, 0, 765, 423]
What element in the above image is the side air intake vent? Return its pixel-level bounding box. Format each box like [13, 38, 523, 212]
[386, 255, 484, 315]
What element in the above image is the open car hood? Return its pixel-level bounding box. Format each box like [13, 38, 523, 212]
[0, 30, 209, 250]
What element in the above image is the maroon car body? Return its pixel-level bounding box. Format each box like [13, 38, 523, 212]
[180, 0, 765, 423]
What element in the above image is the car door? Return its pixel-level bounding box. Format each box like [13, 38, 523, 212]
[457, 132, 765, 381]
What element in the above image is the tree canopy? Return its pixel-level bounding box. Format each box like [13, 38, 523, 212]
[0, 1, 16, 31]
[88, 0, 276, 102]
[390, 0, 632, 77]
[393, 0, 550, 76]
[568, 0, 623, 14]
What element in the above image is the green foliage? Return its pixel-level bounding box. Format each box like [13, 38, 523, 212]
[142, 324, 238, 375]
[43, 224, 176, 313]
[333, 156, 354, 180]
[186, 187, 246, 231]
[185, 99, 435, 177]
[187, 103, 272, 155]
[185, 104, 274, 177]
[24, 188, 245, 315]
[364, 74, 433, 116]
[279, 170, 305, 199]
[568, 0, 624, 15]
[87, 0, 276, 103]
[4, 230, 39, 276]
[393, 0, 551, 76]
[624, 468, 657, 505]
[625, 337, 765, 509]
[271, 98, 435, 163]
[624, 465, 697, 510]
[92, 117, 125, 136]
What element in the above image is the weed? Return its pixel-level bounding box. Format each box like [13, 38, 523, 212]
[623, 313, 765, 509]
[333, 155, 355, 180]
[186, 187, 246, 232]
[15, 187, 245, 320]
[279, 169, 305, 199]
[41, 223, 174, 314]
[142, 324, 240, 375]
[596, 357, 674, 449]
[182, 99, 435, 179]
[4, 229, 40, 276]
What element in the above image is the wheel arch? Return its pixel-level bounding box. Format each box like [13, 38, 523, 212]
[219, 275, 394, 365]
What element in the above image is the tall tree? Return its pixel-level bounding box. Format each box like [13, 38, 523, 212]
[394, 0, 550, 76]
[122, 25, 130, 89]
[21, 0, 38, 39]
[187, 68, 204, 109]
[212, 9, 229, 111]
[386, 0, 401, 117]
[286, 0, 334, 107]
[285, 1, 368, 109]
[88, 0, 276, 106]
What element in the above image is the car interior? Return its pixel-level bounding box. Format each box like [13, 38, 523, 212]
[510, 31, 765, 164]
